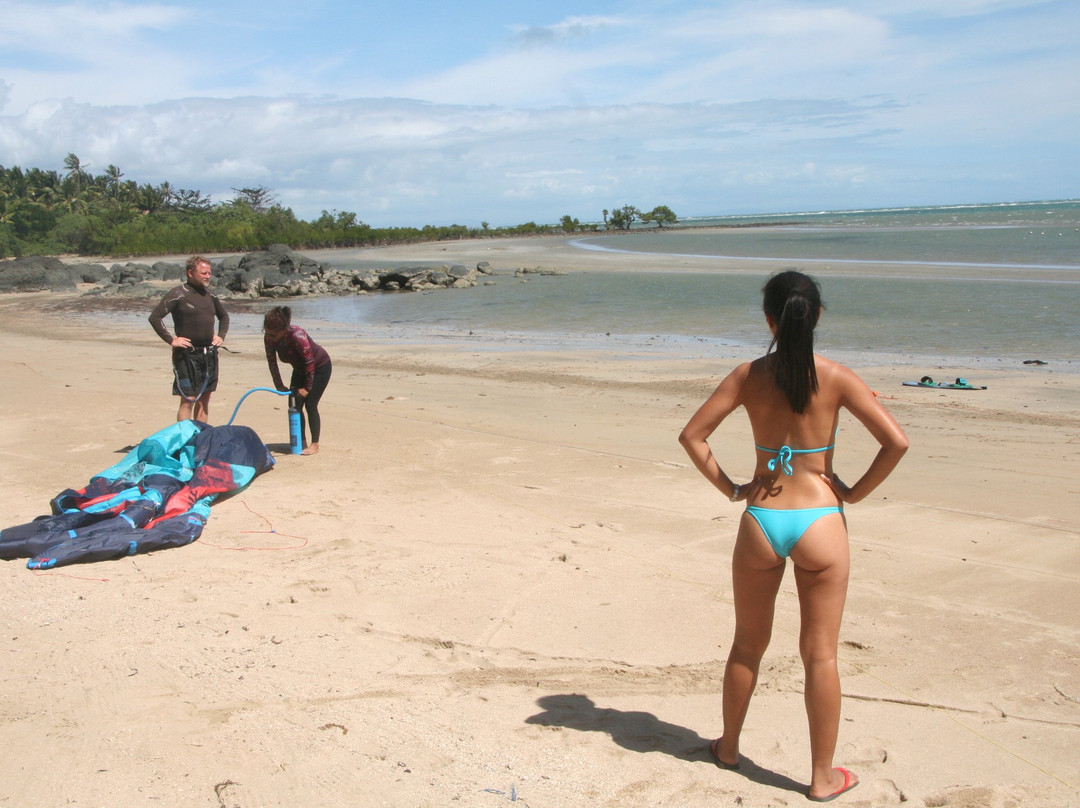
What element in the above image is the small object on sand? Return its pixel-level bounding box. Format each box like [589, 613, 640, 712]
[903, 376, 986, 390]
[1023, 359, 1048, 365]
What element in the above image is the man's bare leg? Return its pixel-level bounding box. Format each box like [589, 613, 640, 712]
[193, 393, 212, 423]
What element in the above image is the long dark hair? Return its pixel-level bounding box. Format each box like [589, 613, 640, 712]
[263, 305, 292, 333]
[762, 270, 824, 413]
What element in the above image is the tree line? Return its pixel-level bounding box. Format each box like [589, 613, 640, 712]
[0, 156, 676, 258]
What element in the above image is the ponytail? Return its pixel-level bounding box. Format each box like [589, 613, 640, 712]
[762, 271, 823, 413]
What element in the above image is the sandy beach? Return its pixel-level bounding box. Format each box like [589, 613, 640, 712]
[2, 236, 1079, 807]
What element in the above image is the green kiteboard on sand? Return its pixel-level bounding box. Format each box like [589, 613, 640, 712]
[903, 376, 987, 390]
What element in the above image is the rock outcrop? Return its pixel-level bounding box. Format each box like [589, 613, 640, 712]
[0, 244, 520, 300]
[0, 256, 77, 293]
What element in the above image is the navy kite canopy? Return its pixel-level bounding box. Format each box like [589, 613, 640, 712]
[1, 421, 275, 570]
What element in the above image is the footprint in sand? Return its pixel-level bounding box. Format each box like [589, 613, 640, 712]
[849, 736, 890, 764]
[872, 779, 906, 804]
[925, 784, 1023, 807]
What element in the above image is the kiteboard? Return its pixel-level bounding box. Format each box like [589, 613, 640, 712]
[903, 376, 986, 390]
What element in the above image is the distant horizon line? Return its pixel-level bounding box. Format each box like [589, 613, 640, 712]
[664, 197, 1080, 224]
[483, 197, 1080, 231]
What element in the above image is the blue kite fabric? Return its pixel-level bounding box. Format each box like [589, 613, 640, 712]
[0, 421, 275, 570]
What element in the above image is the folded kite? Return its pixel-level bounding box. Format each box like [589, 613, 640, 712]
[1, 421, 274, 570]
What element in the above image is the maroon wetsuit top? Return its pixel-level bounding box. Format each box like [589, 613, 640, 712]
[264, 325, 330, 391]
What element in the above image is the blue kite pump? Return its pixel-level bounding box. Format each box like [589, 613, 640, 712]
[288, 393, 303, 455]
[226, 387, 299, 453]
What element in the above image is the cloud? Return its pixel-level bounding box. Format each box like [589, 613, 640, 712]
[0, 0, 187, 47]
[508, 15, 626, 48]
[0, 1, 195, 111]
[0, 1, 1077, 224]
[0, 93, 906, 224]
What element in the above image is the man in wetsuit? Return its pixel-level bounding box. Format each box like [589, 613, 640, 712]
[148, 256, 230, 422]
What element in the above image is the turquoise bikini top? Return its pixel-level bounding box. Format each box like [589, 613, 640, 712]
[755, 442, 834, 476]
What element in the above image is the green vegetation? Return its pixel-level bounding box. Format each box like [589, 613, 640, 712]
[641, 205, 677, 228]
[0, 156, 600, 259]
[602, 204, 679, 230]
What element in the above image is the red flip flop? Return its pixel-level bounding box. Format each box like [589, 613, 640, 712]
[808, 767, 858, 802]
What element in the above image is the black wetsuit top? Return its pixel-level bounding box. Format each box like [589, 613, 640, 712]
[148, 282, 230, 346]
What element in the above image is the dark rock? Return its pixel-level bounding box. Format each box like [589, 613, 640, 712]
[2, 246, 539, 300]
[354, 271, 382, 292]
[0, 256, 72, 292]
[111, 262, 156, 285]
[74, 264, 109, 283]
[154, 261, 184, 281]
[115, 282, 161, 299]
[45, 267, 77, 291]
[516, 267, 566, 276]
[260, 268, 292, 289]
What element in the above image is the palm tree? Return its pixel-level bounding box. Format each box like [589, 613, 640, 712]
[119, 179, 138, 206]
[60, 194, 90, 214]
[138, 184, 164, 214]
[63, 153, 90, 196]
[158, 181, 175, 208]
[106, 164, 124, 200]
[28, 168, 61, 207]
[0, 165, 27, 199]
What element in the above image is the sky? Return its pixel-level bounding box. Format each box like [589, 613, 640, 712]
[0, 0, 1077, 226]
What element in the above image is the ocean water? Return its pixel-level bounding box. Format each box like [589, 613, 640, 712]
[574, 216, 1080, 270]
[282, 200, 1080, 370]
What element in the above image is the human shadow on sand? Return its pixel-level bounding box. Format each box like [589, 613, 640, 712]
[524, 693, 804, 796]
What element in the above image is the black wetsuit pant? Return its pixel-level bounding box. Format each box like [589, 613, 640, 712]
[289, 360, 332, 444]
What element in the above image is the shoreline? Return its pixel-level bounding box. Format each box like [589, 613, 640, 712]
[316, 232, 1080, 283]
[14, 287, 1079, 377]
[18, 230, 1078, 371]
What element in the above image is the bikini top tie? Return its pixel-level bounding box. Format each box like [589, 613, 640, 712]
[756, 443, 834, 476]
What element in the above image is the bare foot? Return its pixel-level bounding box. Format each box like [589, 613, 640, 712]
[301, 443, 319, 456]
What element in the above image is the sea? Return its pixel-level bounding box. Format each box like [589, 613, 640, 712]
[267, 200, 1080, 371]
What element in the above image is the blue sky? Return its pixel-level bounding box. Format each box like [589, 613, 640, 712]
[0, 0, 1077, 226]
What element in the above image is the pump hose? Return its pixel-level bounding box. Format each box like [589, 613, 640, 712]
[226, 387, 290, 426]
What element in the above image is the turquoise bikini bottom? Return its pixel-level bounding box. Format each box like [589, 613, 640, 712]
[746, 506, 844, 558]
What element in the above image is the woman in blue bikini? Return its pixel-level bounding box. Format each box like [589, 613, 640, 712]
[679, 270, 908, 802]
